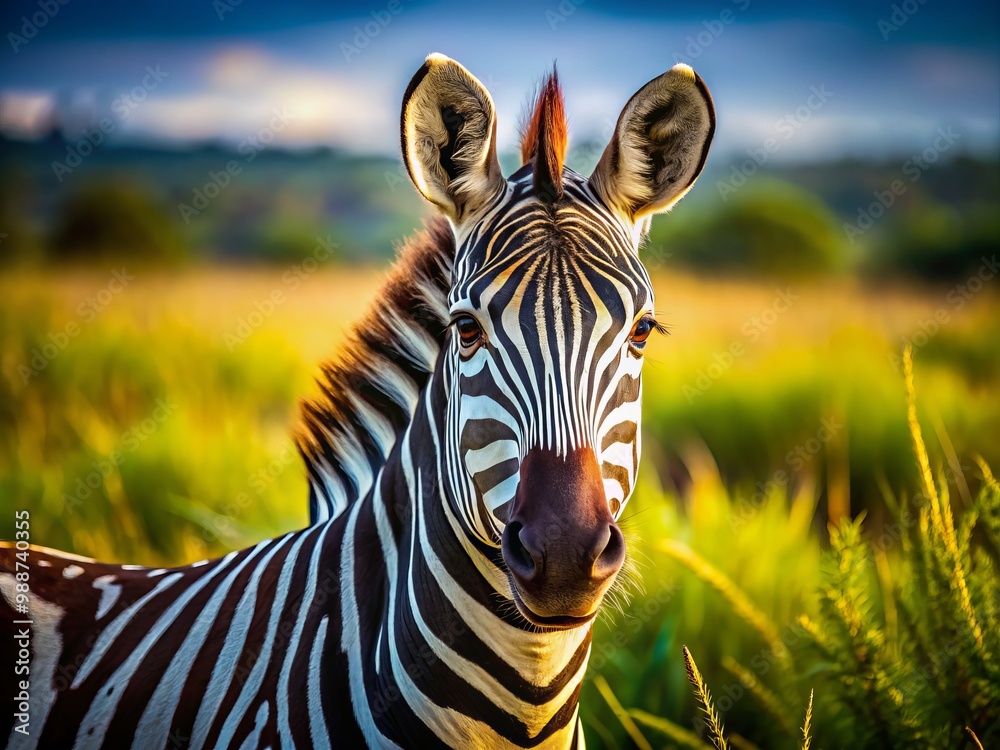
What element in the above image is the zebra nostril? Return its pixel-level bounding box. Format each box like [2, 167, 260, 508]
[593, 523, 625, 581]
[502, 522, 538, 580]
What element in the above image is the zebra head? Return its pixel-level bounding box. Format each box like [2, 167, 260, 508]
[402, 54, 714, 628]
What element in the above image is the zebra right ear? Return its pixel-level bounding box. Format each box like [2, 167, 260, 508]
[401, 54, 506, 224]
[590, 64, 715, 227]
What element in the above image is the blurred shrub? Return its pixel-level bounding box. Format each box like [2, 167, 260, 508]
[865, 202, 1000, 282]
[586, 392, 1000, 749]
[648, 180, 844, 277]
[49, 181, 187, 265]
[0, 167, 45, 266]
[248, 218, 347, 264]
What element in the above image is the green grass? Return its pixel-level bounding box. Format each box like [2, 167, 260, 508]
[1, 265, 998, 746]
[582, 355, 1000, 747]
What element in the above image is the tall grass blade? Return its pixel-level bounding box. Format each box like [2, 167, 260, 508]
[728, 735, 762, 750]
[721, 656, 796, 739]
[592, 674, 654, 750]
[683, 646, 729, 750]
[904, 345, 984, 649]
[801, 689, 813, 750]
[661, 539, 792, 670]
[629, 709, 714, 749]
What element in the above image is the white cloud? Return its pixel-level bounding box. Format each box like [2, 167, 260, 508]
[0, 14, 995, 162]
[0, 90, 56, 139]
[119, 46, 397, 151]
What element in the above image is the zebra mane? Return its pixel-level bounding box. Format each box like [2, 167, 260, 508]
[519, 67, 567, 204]
[295, 217, 454, 523]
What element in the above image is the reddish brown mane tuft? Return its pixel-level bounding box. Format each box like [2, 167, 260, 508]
[519, 68, 567, 204]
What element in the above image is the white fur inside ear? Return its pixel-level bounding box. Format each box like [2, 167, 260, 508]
[401, 55, 505, 222]
[590, 65, 715, 226]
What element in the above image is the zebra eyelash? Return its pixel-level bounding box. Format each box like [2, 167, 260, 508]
[648, 318, 669, 336]
[629, 316, 668, 353]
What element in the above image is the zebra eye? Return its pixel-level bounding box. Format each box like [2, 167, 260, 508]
[629, 316, 661, 349]
[454, 315, 483, 349]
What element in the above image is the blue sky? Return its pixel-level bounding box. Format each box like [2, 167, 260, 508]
[1, 0, 997, 163]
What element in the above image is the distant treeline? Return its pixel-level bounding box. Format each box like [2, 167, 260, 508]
[0, 132, 997, 281]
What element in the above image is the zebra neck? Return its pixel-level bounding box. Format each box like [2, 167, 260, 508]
[343, 364, 591, 746]
[296, 218, 454, 525]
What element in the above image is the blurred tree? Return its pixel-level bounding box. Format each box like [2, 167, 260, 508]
[647, 180, 845, 277]
[49, 181, 187, 265]
[253, 217, 347, 264]
[0, 164, 45, 266]
[865, 201, 1000, 281]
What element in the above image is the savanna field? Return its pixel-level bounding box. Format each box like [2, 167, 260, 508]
[2, 0, 999, 745]
[2, 257, 997, 747]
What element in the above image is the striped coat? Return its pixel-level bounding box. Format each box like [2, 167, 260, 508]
[1, 53, 714, 748]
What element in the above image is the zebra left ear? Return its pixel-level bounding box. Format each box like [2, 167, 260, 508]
[590, 64, 715, 226]
[401, 53, 506, 224]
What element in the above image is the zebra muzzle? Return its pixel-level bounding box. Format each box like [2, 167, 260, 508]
[500, 446, 625, 627]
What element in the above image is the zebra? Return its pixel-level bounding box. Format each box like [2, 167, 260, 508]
[0, 53, 714, 748]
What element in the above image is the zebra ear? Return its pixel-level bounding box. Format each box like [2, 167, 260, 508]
[590, 64, 715, 226]
[401, 54, 506, 223]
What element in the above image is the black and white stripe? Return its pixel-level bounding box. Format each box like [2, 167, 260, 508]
[441, 166, 651, 546]
[1, 53, 715, 748]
